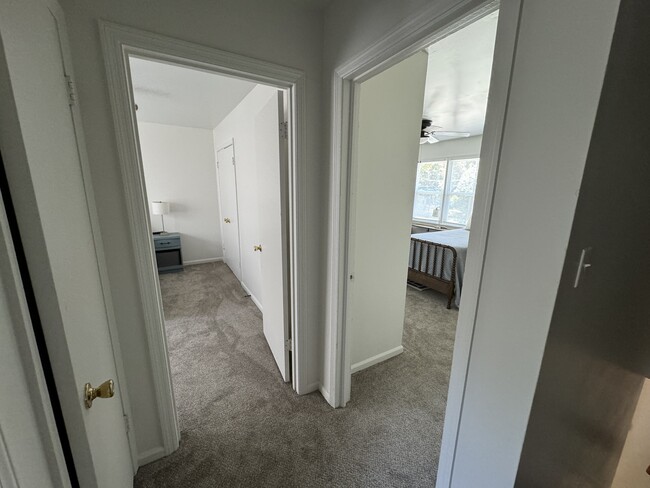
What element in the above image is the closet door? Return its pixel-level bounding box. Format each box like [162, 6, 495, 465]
[216, 144, 242, 280]
[0, 0, 135, 484]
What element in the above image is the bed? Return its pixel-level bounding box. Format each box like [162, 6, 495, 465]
[408, 229, 469, 309]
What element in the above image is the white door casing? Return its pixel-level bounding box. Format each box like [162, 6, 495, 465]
[255, 92, 291, 382]
[216, 144, 243, 281]
[0, 0, 134, 486]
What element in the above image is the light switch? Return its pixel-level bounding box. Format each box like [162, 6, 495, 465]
[573, 247, 592, 288]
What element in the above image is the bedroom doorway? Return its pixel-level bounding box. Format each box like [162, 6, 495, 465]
[333, 1, 508, 481]
[128, 53, 294, 414]
[100, 22, 311, 462]
[344, 5, 499, 393]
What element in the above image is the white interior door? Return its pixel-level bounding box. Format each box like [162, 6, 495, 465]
[346, 52, 428, 396]
[0, 0, 134, 486]
[216, 144, 242, 280]
[255, 91, 291, 382]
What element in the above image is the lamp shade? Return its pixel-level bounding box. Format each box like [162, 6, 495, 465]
[151, 201, 170, 216]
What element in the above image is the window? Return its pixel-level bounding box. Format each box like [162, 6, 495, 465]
[413, 158, 479, 226]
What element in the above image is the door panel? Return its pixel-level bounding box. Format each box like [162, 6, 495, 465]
[255, 92, 291, 382]
[216, 145, 242, 280]
[0, 0, 133, 486]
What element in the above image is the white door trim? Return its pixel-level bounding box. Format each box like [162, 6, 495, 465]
[99, 21, 307, 460]
[326, 1, 522, 487]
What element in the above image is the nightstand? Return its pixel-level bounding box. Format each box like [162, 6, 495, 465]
[153, 232, 183, 273]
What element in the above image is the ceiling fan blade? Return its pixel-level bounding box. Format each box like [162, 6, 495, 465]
[432, 131, 471, 138]
[427, 134, 440, 144]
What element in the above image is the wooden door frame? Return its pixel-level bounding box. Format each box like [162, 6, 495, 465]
[100, 22, 307, 461]
[326, 0, 522, 485]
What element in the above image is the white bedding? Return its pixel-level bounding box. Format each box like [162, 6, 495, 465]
[409, 229, 470, 308]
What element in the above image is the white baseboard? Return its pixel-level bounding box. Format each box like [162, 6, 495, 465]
[351, 345, 404, 374]
[138, 446, 167, 466]
[183, 257, 223, 265]
[319, 384, 333, 406]
[240, 281, 262, 313]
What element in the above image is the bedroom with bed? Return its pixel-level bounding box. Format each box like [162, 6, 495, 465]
[408, 151, 478, 309]
[340, 8, 498, 474]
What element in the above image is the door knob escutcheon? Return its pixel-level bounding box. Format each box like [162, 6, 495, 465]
[84, 379, 115, 408]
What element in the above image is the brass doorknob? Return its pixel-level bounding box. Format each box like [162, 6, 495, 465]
[224, 218, 231, 223]
[253, 245, 262, 252]
[84, 379, 115, 408]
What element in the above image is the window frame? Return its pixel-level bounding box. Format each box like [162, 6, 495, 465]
[412, 154, 480, 228]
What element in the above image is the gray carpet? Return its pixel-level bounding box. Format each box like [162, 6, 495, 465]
[134, 262, 457, 487]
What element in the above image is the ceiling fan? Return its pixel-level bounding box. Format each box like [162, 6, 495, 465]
[420, 119, 471, 144]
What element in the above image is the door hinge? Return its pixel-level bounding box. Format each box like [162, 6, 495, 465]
[285, 339, 292, 351]
[65, 75, 77, 106]
[123, 414, 130, 434]
[280, 121, 288, 140]
[232, 156, 235, 165]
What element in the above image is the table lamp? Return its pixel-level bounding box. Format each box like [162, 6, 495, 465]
[151, 201, 170, 234]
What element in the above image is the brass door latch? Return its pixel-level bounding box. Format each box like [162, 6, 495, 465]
[253, 245, 262, 252]
[224, 218, 231, 223]
[84, 379, 115, 408]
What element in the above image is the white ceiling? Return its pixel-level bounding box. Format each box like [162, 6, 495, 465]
[129, 57, 257, 129]
[422, 11, 499, 139]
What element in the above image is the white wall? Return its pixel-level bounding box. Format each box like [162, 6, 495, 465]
[349, 51, 428, 371]
[419, 135, 482, 161]
[213, 85, 278, 306]
[138, 122, 222, 264]
[516, 4, 650, 482]
[449, 2, 618, 486]
[323, 0, 619, 486]
[60, 0, 324, 463]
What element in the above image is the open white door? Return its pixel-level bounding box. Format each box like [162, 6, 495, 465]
[255, 92, 291, 382]
[0, 0, 134, 486]
[216, 144, 242, 281]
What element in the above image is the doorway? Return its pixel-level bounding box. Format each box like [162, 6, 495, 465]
[329, 0, 521, 484]
[101, 23, 308, 461]
[342, 1, 499, 467]
[128, 52, 294, 423]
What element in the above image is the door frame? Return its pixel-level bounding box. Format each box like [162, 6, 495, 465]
[327, 0, 522, 485]
[100, 22, 307, 458]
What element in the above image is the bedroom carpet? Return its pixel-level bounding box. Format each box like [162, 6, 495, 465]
[134, 262, 458, 488]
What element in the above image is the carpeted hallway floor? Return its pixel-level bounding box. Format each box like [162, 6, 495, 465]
[134, 262, 458, 487]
